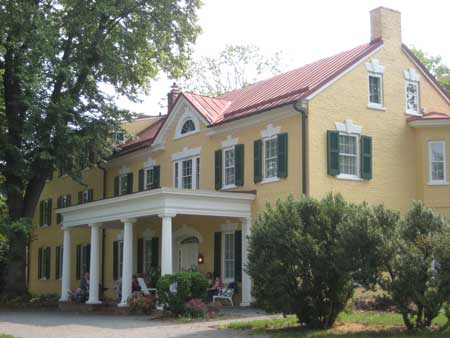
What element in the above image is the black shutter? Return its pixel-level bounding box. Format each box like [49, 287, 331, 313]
[113, 241, 118, 280]
[88, 189, 93, 202]
[55, 246, 60, 280]
[78, 191, 83, 204]
[214, 232, 222, 278]
[39, 201, 44, 227]
[76, 245, 81, 280]
[114, 176, 120, 196]
[254, 140, 262, 183]
[56, 197, 62, 224]
[137, 238, 143, 274]
[38, 247, 43, 279]
[327, 130, 340, 176]
[85, 244, 91, 273]
[235, 231, 242, 282]
[361, 135, 373, 180]
[138, 169, 145, 191]
[45, 247, 51, 279]
[47, 199, 52, 226]
[235, 144, 244, 186]
[277, 133, 288, 178]
[151, 237, 159, 268]
[153, 166, 160, 189]
[126, 173, 133, 194]
[214, 150, 222, 190]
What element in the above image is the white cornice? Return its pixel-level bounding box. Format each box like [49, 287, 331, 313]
[408, 119, 450, 128]
[207, 106, 298, 136]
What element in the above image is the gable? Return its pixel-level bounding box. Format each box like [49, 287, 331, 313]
[152, 95, 210, 148]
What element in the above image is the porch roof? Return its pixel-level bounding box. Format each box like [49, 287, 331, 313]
[57, 188, 256, 227]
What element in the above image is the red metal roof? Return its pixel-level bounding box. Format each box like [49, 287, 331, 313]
[115, 38, 385, 156]
[407, 112, 450, 122]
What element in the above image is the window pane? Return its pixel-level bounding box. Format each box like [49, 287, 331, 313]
[182, 160, 192, 189]
[174, 163, 179, 188]
[181, 120, 196, 134]
[339, 135, 358, 176]
[431, 143, 444, 162]
[432, 162, 444, 181]
[196, 158, 200, 189]
[369, 76, 381, 104]
[224, 233, 235, 279]
[146, 169, 154, 190]
[224, 149, 235, 185]
[264, 139, 278, 178]
[406, 82, 419, 112]
[144, 239, 152, 273]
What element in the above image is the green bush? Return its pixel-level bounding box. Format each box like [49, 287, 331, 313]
[247, 194, 395, 329]
[156, 272, 208, 316]
[381, 201, 450, 330]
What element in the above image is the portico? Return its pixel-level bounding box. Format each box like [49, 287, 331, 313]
[57, 188, 255, 306]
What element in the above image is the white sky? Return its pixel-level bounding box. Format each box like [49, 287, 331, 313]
[115, 0, 450, 115]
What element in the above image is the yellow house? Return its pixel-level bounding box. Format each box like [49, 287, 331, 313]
[29, 7, 450, 307]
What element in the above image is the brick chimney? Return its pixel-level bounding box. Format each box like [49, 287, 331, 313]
[167, 82, 181, 114]
[370, 7, 402, 46]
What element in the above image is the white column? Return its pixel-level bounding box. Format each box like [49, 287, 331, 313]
[118, 218, 136, 307]
[59, 227, 72, 302]
[86, 223, 101, 304]
[159, 213, 175, 275]
[240, 217, 252, 306]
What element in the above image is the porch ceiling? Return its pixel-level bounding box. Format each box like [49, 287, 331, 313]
[57, 188, 256, 227]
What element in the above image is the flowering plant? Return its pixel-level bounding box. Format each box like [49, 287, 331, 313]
[128, 291, 153, 314]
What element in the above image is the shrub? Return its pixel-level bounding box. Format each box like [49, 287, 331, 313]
[157, 272, 208, 316]
[184, 298, 207, 318]
[128, 291, 153, 314]
[381, 201, 450, 330]
[247, 194, 394, 329]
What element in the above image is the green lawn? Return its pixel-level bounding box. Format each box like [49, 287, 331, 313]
[225, 312, 450, 338]
[0, 335, 18, 338]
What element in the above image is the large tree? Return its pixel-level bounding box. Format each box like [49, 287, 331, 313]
[412, 47, 450, 92]
[0, 0, 201, 294]
[183, 44, 284, 97]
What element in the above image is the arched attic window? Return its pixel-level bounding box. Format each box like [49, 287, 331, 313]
[181, 119, 196, 134]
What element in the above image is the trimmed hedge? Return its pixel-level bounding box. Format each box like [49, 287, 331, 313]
[156, 272, 208, 316]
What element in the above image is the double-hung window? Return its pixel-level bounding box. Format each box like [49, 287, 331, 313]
[222, 232, 235, 283]
[406, 80, 420, 115]
[143, 239, 153, 273]
[428, 141, 447, 184]
[174, 157, 200, 189]
[368, 73, 383, 108]
[145, 168, 154, 191]
[264, 137, 278, 179]
[120, 174, 129, 195]
[40, 199, 52, 227]
[224, 148, 236, 187]
[338, 134, 359, 177]
[38, 247, 51, 280]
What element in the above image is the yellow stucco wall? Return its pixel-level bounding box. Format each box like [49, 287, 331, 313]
[308, 42, 450, 213]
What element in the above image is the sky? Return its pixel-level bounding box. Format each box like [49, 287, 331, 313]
[114, 0, 450, 116]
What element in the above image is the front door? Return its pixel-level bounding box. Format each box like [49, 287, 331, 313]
[177, 236, 199, 272]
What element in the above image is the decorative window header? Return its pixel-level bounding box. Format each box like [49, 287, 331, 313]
[118, 165, 131, 175]
[404, 68, 421, 82]
[335, 119, 363, 134]
[171, 146, 201, 161]
[143, 158, 156, 169]
[221, 135, 239, 148]
[260, 123, 281, 139]
[365, 59, 384, 74]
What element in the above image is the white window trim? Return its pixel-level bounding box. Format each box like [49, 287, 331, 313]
[222, 231, 235, 284]
[367, 73, 385, 110]
[405, 80, 421, 116]
[144, 166, 155, 191]
[336, 133, 361, 181]
[262, 136, 278, 183]
[223, 147, 237, 189]
[173, 156, 200, 189]
[428, 141, 448, 185]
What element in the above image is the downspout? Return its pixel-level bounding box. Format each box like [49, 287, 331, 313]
[293, 100, 309, 196]
[98, 160, 107, 299]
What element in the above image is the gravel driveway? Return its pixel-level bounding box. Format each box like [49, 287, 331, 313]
[0, 310, 270, 338]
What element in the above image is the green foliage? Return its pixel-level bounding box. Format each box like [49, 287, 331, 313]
[156, 272, 208, 316]
[182, 44, 285, 96]
[128, 291, 153, 315]
[0, 292, 59, 309]
[247, 194, 394, 329]
[381, 201, 450, 330]
[411, 47, 450, 93]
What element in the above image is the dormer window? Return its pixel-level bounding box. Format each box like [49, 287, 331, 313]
[181, 120, 196, 134]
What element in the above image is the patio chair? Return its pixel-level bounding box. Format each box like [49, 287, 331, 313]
[137, 277, 157, 296]
[213, 282, 237, 306]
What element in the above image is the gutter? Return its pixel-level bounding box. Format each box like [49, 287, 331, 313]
[293, 100, 308, 196]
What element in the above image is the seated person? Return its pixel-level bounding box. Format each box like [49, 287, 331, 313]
[70, 272, 90, 303]
[132, 275, 141, 292]
[207, 276, 224, 301]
